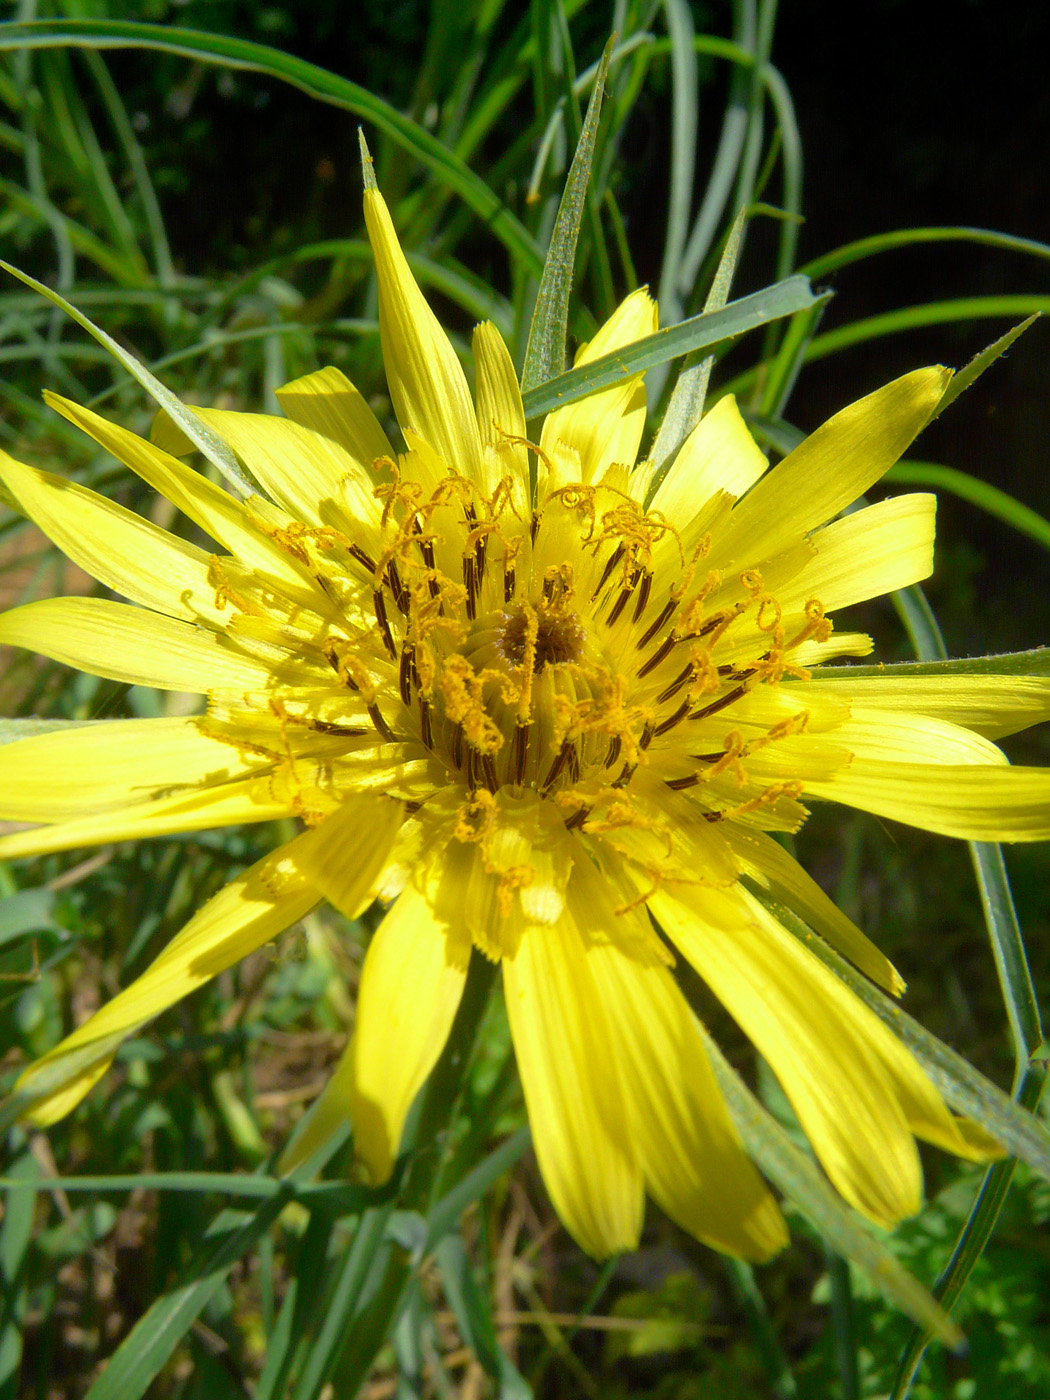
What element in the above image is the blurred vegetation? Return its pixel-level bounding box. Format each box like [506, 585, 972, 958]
[0, 1, 1049, 1398]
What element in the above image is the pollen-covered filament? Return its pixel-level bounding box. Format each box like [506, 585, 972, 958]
[219, 459, 834, 834]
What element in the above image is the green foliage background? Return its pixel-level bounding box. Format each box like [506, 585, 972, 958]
[0, 2, 1049, 1397]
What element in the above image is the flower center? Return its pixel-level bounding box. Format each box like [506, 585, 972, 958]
[496, 603, 585, 672]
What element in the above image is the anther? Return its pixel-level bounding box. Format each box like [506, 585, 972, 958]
[655, 665, 692, 704]
[665, 773, 701, 791]
[690, 682, 749, 723]
[399, 643, 414, 705]
[450, 721, 465, 770]
[604, 735, 622, 769]
[511, 723, 529, 785]
[542, 740, 575, 790]
[632, 570, 653, 622]
[418, 697, 433, 749]
[654, 700, 690, 737]
[503, 564, 516, 603]
[564, 807, 589, 831]
[463, 554, 478, 620]
[349, 544, 377, 576]
[368, 701, 395, 742]
[636, 599, 676, 650]
[592, 543, 625, 601]
[373, 588, 397, 658]
[481, 752, 500, 793]
[387, 559, 409, 614]
[636, 632, 676, 679]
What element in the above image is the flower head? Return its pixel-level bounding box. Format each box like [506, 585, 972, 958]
[3, 187, 1050, 1261]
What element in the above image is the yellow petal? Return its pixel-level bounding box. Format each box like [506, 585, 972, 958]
[275, 365, 394, 469]
[290, 792, 405, 920]
[0, 596, 273, 693]
[651, 887, 926, 1225]
[503, 914, 643, 1259]
[344, 885, 467, 1183]
[16, 830, 320, 1124]
[363, 187, 483, 479]
[585, 941, 788, 1260]
[0, 717, 259, 822]
[711, 367, 951, 569]
[0, 777, 290, 861]
[0, 448, 223, 623]
[539, 288, 658, 485]
[781, 493, 936, 612]
[803, 673, 1050, 739]
[472, 321, 530, 503]
[45, 393, 321, 605]
[721, 822, 905, 995]
[829, 711, 1008, 767]
[805, 761, 1050, 840]
[649, 393, 768, 519]
[155, 407, 383, 548]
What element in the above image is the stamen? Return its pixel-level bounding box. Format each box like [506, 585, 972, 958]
[605, 569, 640, 628]
[368, 701, 395, 742]
[511, 723, 529, 785]
[632, 570, 653, 622]
[481, 752, 500, 793]
[542, 740, 575, 790]
[592, 542, 625, 600]
[418, 697, 433, 748]
[653, 700, 690, 737]
[604, 735, 622, 769]
[636, 599, 676, 650]
[690, 681, 750, 723]
[564, 807, 589, 830]
[665, 774, 700, 791]
[504, 564, 516, 603]
[637, 632, 676, 679]
[655, 665, 692, 704]
[450, 721, 465, 770]
[350, 544, 377, 576]
[373, 588, 396, 658]
[387, 559, 409, 614]
[463, 553, 478, 620]
[399, 643, 414, 705]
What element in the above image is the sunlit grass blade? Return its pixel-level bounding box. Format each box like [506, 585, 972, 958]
[0, 18, 545, 276]
[650, 205, 748, 487]
[813, 646, 1050, 680]
[82, 1194, 291, 1400]
[0, 259, 252, 493]
[522, 36, 613, 394]
[763, 903, 1050, 1181]
[697, 1023, 964, 1348]
[522, 274, 822, 416]
[804, 295, 1050, 363]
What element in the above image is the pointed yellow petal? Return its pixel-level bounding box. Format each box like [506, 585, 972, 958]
[363, 187, 483, 479]
[829, 711, 1008, 767]
[721, 822, 905, 995]
[275, 365, 394, 469]
[472, 321, 530, 500]
[16, 830, 320, 1124]
[344, 886, 467, 1184]
[0, 448, 222, 623]
[45, 393, 321, 605]
[155, 407, 383, 546]
[781, 493, 936, 612]
[712, 367, 951, 569]
[0, 596, 273, 693]
[278, 1035, 356, 1175]
[805, 761, 1050, 840]
[804, 673, 1050, 740]
[0, 717, 259, 822]
[0, 778, 290, 860]
[291, 792, 404, 920]
[586, 942, 788, 1260]
[539, 288, 658, 484]
[503, 916, 643, 1259]
[649, 393, 768, 519]
[651, 887, 926, 1226]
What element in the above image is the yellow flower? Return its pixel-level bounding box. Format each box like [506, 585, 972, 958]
[3, 186, 1050, 1263]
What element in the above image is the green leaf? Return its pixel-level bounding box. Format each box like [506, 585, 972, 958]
[0, 1149, 38, 1400]
[698, 1024, 964, 1349]
[83, 1194, 290, 1400]
[0, 19, 543, 276]
[0, 889, 55, 944]
[521, 275, 822, 418]
[522, 36, 613, 395]
[436, 1232, 532, 1399]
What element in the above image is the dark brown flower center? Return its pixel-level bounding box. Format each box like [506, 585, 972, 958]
[497, 604, 586, 673]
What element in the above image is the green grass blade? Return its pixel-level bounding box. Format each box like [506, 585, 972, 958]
[885, 458, 1050, 554]
[522, 36, 613, 394]
[811, 646, 1050, 680]
[0, 1147, 38, 1400]
[650, 205, 748, 485]
[804, 295, 1050, 362]
[697, 1023, 964, 1347]
[83, 1194, 291, 1400]
[435, 1232, 531, 1398]
[0, 19, 544, 276]
[723, 1257, 798, 1399]
[425, 1127, 531, 1249]
[655, 0, 698, 326]
[802, 225, 1050, 281]
[522, 274, 822, 417]
[0, 259, 252, 493]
